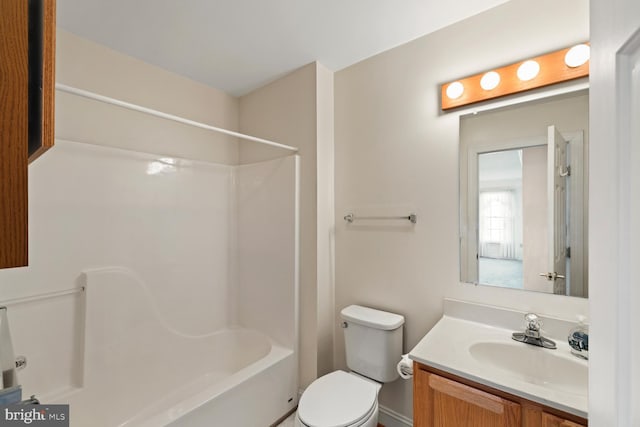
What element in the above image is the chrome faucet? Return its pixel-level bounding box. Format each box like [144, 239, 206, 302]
[512, 313, 557, 349]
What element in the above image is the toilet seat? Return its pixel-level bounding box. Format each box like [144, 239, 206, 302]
[297, 371, 378, 427]
[296, 401, 378, 427]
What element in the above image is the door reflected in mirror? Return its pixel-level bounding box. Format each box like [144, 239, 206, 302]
[460, 91, 588, 298]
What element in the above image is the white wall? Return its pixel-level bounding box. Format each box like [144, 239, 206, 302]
[334, 0, 589, 419]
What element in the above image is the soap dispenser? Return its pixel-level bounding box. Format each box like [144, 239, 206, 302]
[567, 315, 589, 360]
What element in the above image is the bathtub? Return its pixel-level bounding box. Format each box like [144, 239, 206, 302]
[50, 268, 298, 427]
[4, 144, 299, 426]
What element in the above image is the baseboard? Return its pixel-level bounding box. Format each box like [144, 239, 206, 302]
[378, 405, 413, 427]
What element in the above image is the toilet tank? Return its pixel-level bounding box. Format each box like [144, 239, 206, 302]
[341, 305, 404, 383]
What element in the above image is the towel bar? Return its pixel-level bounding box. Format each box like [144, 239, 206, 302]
[344, 213, 417, 224]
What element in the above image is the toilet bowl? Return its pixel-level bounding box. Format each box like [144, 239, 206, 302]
[295, 371, 381, 427]
[294, 305, 404, 427]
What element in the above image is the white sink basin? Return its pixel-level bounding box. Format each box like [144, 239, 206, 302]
[468, 341, 588, 395]
[409, 303, 589, 418]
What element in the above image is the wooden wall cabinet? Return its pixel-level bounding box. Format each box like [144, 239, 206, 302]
[0, 0, 55, 269]
[414, 362, 587, 427]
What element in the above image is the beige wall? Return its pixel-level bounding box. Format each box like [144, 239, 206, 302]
[56, 30, 239, 164]
[239, 62, 335, 387]
[460, 94, 589, 148]
[334, 0, 589, 419]
[315, 64, 336, 378]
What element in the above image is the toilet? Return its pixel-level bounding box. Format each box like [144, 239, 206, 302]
[295, 305, 405, 427]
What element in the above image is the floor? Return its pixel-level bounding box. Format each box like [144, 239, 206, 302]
[478, 256, 523, 289]
[277, 413, 295, 426]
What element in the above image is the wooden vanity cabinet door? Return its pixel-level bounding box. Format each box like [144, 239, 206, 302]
[415, 368, 521, 427]
[541, 412, 586, 427]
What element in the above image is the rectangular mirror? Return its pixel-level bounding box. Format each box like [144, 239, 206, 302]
[459, 90, 588, 297]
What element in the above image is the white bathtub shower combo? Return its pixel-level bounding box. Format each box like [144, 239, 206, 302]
[0, 139, 300, 426]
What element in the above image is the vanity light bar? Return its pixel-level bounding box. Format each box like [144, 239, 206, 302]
[441, 43, 590, 110]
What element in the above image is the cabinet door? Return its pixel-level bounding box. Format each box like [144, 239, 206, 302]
[0, 0, 55, 269]
[415, 369, 521, 427]
[542, 412, 586, 427]
[0, 0, 29, 268]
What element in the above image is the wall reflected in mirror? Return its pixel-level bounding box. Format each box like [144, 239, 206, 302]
[459, 90, 588, 298]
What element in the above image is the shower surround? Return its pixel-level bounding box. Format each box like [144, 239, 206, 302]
[0, 140, 299, 426]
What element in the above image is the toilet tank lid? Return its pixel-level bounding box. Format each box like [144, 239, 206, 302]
[340, 305, 404, 330]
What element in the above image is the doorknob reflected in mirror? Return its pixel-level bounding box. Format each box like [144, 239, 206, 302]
[539, 272, 566, 281]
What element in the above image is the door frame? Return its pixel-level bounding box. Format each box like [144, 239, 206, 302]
[589, 0, 640, 423]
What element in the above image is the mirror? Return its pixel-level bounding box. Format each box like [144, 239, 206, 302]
[459, 90, 588, 297]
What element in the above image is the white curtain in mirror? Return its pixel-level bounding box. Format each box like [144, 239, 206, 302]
[478, 190, 519, 260]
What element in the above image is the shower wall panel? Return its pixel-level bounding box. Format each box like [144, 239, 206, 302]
[0, 140, 236, 397]
[236, 156, 299, 350]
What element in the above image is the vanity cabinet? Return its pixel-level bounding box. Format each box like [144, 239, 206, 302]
[541, 413, 585, 427]
[414, 362, 587, 427]
[0, 0, 56, 269]
[414, 369, 520, 427]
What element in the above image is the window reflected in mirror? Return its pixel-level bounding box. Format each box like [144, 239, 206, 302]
[478, 150, 523, 289]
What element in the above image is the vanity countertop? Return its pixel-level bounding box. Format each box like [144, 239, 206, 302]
[409, 299, 588, 419]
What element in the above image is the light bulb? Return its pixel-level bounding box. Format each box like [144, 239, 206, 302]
[480, 71, 501, 90]
[564, 44, 590, 68]
[517, 60, 540, 81]
[446, 81, 464, 99]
